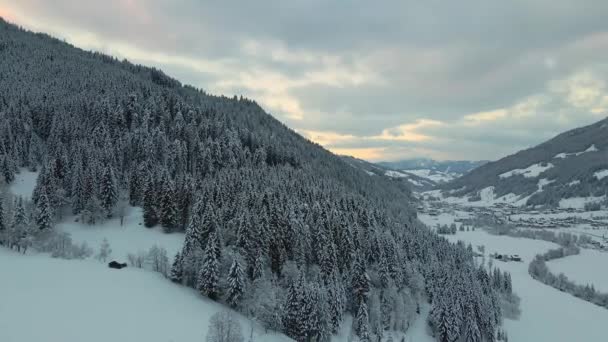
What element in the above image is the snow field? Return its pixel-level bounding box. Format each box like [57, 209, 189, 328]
[499, 162, 554, 179]
[0, 248, 291, 342]
[57, 206, 184, 262]
[547, 248, 608, 293]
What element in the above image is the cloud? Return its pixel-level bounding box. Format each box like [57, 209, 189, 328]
[1, 0, 608, 161]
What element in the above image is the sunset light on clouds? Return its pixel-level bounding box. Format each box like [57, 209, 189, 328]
[2, 0, 607, 161]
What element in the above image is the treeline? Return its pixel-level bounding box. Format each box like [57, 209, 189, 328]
[0, 18, 504, 342]
[529, 247, 608, 309]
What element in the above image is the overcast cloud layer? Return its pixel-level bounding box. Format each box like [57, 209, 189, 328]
[2, 0, 608, 161]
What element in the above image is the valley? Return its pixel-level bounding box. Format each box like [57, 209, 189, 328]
[418, 189, 608, 341]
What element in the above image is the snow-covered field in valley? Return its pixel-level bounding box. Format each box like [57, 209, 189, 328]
[445, 230, 608, 342]
[0, 248, 291, 342]
[548, 249, 608, 293]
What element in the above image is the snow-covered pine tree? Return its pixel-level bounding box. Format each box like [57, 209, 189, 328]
[99, 165, 118, 218]
[197, 231, 220, 300]
[170, 251, 183, 284]
[143, 175, 159, 227]
[35, 191, 52, 232]
[0, 199, 6, 245]
[1, 154, 15, 184]
[70, 161, 87, 215]
[225, 258, 245, 308]
[351, 256, 370, 307]
[160, 178, 178, 233]
[355, 300, 371, 342]
[10, 198, 29, 253]
[283, 274, 305, 341]
[327, 276, 345, 333]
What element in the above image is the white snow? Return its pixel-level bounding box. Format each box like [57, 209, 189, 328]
[584, 144, 599, 153]
[8, 169, 39, 200]
[407, 178, 424, 187]
[364, 170, 376, 176]
[57, 207, 185, 262]
[403, 169, 458, 184]
[445, 230, 608, 342]
[0, 248, 292, 342]
[554, 153, 568, 159]
[548, 249, 608, 293]
[554, 145, 599, 159]
[499, 163, 554, 179]
[385, 170, 408, 178]
[594, 169, 608, 180]
[568, 180, 581, 186]
[537, 178, 555, 192]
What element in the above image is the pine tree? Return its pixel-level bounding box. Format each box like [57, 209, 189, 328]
[226, 258, 245, 308]
[170, 251, 183, 284]
[327, 274, 344, 333]
[352, 256, 370, 306]
[143, 176, 158, 227]
[99, 166, 118, 218]
[160, 179, 178, 233]
[36, 191, 53, 231]
[283, 274, 305, 341]
[355, 301, 371, 342]
[71, 163, 86, 214]
[197, 231, 220, 300]
[10, 198, 29, 252]
[0, 199, 6, 245]
[1, 155, 15, 184]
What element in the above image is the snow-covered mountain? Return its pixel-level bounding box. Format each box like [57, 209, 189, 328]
[379, 158, 487, 175]
[0, 18, 503, 342]
[441, 117, 608, 208]
[341, 155, 436, 191]
[375, 158, 486, 189]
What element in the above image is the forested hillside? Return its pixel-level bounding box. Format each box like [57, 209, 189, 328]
[442, 118, 608, 207]
[0, 18, 505, 342]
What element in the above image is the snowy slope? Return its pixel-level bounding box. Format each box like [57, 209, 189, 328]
[57, 207, 184, 262]
[445, 230, 608, 342]
[547, 249, 608, 293]
[0, 248, 292, 342]
[443, 117, 608, 207]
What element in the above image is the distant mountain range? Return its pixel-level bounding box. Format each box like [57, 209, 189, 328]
[441, 117, 608, 208]
[378, 158, 488, 175]
[342, 156, 486, 191]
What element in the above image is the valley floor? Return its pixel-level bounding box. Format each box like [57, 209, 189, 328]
[445, 230, 608, 341]
[547, 248, 608, 293]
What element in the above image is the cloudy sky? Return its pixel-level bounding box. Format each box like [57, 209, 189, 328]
[2, 1, 608, 161]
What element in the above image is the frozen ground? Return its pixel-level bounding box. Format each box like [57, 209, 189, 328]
[445, 230, 608, 341]
[548, 248, 608, 293]
[0, 248, 291, 342]
[57, 206, 184, 262]
[8, 169, 38, 199]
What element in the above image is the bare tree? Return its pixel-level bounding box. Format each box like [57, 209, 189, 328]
[206, 311, 244, 342]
